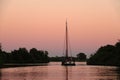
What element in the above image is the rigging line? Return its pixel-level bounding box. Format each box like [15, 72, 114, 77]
[62, 33, 66, 56]
[69, 39, 73, 57]
[68, 30, 73, 57]
[66, 22, 73, 57]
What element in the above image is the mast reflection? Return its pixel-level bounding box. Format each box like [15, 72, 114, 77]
[65, 66, 68, 80]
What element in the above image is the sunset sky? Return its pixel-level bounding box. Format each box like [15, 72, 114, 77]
[0, 0, 120, 56]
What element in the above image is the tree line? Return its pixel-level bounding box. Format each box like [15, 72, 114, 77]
[0, 47, 87, 66]
[0, 48, 49, 65]
[87, 41, 120, 66]
[50, 53, 87, 62]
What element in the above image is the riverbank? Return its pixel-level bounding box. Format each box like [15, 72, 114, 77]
[0, 62, 87, 68]
[0, 63, 49, 68]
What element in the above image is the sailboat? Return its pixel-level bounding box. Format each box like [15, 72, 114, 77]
[61, 20, 76, 66]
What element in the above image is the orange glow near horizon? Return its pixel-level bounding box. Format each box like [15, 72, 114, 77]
[0, 0, 120, 56]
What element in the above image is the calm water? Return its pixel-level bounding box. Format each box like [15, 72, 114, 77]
[0, 62, 120, 80]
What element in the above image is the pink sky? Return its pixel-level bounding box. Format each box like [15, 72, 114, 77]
[0, 0, 120, 56]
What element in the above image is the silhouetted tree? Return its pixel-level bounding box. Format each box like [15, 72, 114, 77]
[87, 42, 120, 66]
[0, 51, 4, 65]
[77, 53, 86, 61]
[0, 47, 50, 66]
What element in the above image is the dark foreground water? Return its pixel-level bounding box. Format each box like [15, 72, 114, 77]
[0, 62, 120, 80]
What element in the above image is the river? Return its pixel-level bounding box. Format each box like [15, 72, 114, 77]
[0, 62, 120, 80]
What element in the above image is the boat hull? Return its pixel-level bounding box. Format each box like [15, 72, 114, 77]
[62, 61, 76, 66]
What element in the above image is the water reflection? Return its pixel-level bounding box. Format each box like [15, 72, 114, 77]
[0, 66, 48, 80]
[116, 68, 120, 80]
[63, 64, 120, 80]
[79, 66, 120, 80]
[0, 69, 1, 80]
[0, 62, 120, 80]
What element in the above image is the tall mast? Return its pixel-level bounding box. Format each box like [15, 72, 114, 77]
[66, 20, 68, 58]
[62, 20, 76, 66]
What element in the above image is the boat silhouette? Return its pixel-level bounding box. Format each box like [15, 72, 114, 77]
[62, 20, 75, 66]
